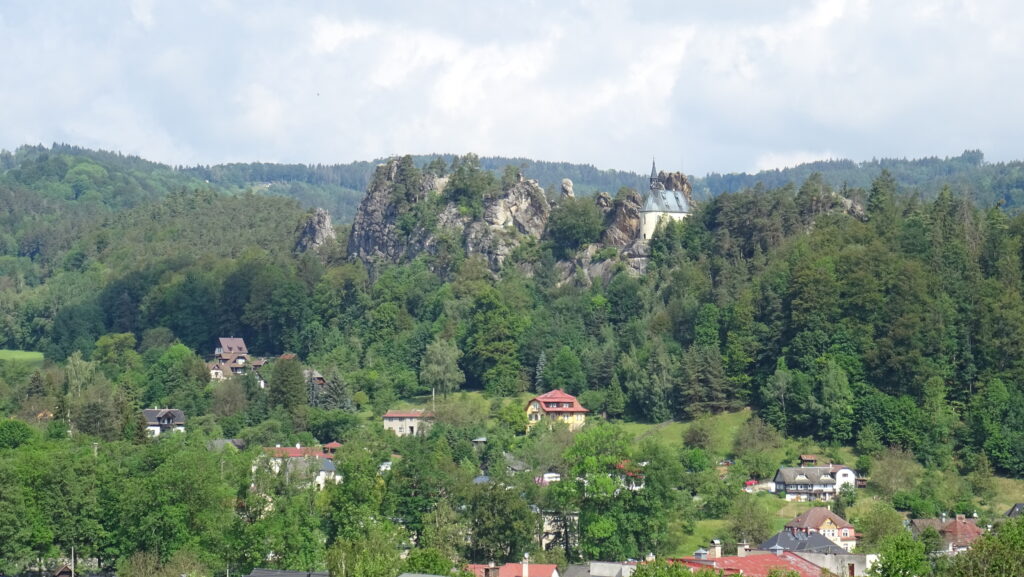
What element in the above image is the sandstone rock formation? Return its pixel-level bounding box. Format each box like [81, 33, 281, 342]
[294, 208, 336, 253]
[601, 190, 642, 247]
[347, 158, 550, 274]
[561, 178, 575, 198]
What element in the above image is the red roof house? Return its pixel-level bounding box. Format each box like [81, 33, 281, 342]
[466, 562, 559, 577]
[526, 389, 588, 431]
[672, 551, 823, 577]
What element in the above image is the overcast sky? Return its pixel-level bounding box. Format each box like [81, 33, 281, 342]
[1, 0, 1021, 175]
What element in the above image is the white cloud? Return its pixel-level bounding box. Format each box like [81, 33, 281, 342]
[130, 0, 156, 29]
[309, 16, 379, 54]
[2, 0, 1024, 175]
[754, 150, 838, 172]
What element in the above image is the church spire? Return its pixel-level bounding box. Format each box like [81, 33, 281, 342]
[650, 158, 658, 184]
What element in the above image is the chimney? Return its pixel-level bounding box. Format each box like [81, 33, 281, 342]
[736, 542, 749, 558]
[296, 443, 301, 449]
[694, 548, 708, 561]
[709, 539, 722, 559]
[523, 552, 529, 577]
[956, 514, 966, 522]
[769, 544, 785, 557]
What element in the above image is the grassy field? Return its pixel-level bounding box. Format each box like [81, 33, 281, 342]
[618, 408, 754, 455]
[0, 349, 44, 367]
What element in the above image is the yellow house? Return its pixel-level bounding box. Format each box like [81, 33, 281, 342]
[526, 389, 588, 431]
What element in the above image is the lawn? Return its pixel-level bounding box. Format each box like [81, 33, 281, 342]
[618, 408, 753, 456]
[0, 349, 44, 368]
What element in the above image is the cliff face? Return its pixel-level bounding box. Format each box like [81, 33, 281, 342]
[294, 208, 337, 253]
[600, 190, 642, 247]
[347, 159, 550, 273]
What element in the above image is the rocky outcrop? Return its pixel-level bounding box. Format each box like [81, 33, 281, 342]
[601, 190, 642, 247]
[347, 158, 549, 274]
[294, 208, 336, 253]
[561, 178, 575, 198]
[347, 159, 440, 266]
[659, 171, 694, 200]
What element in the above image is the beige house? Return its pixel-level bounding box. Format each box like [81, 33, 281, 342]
[383, 409, 434, 436]
[784, 507, 857, 551]
[526, 389, 588, 431]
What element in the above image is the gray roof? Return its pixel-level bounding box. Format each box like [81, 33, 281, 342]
[774, 466, 850, 485]
[318, 457, 336, 473]
[563, 565, 590, 577]
[758, 530, 847, 554]
[142, 408, 186, 426]
[244, 570, 328, 577]
[642, 188, 689, 214]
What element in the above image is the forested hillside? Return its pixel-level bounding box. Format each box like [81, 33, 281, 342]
[3, 146, 1024, 576]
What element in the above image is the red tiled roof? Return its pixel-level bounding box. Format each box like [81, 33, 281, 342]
[264, 446, 332, 459]
[942, 516, 984, 548]
[466, 563, 559, 577]
[672, 552, 822, 577]
[323, 441, 343, 449]
[383, 410, 433, 419]
[528, 389, 589, 413]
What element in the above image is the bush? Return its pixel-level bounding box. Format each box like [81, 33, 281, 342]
[547, 197, 603, 254]
[0, 419, 34, 449]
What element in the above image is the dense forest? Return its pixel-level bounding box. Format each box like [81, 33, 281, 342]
[3, 145, 1024, 576]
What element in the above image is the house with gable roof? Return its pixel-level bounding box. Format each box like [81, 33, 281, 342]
[526, 389, 588, 431]
[672, 549, 823, 577]
[260, 443, 339, 490]
[383, 409, 434, 436]
[784, 507, 857, 551]
[909, 514, 986, 554]
[142, 408, 186, 436]
[773, 464, 857, 502]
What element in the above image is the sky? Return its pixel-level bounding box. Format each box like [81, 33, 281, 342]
[1, 0, 1022, 175]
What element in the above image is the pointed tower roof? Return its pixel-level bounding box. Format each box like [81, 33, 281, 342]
[650, 158, 658, 181]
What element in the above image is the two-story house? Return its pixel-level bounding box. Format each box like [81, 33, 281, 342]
[382, 409, 434, 436]
[773, 464, 857, 502]
[261, 444, 339, 491]
[784, 507, 857, 551]
[142, 408, 186, 436]
[526, 389, 588, 431]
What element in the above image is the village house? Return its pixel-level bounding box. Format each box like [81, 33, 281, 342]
[772, 464, 857, 502]
[142, 408, 186, 436]
[260, 444, 339, 491]
[208, 337, 269, 386]
[909, 514, 986, 554]
[467, 558, 559, 577]
[526, 389, 588, 431]
[382, 409, 434, 436]
[782, 507, 857, 551]
[673, 546, 824, 577]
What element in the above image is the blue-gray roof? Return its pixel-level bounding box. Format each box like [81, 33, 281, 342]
[244, 569, 329, 577]
[758, 530, 847, 554]
[319, 457, 336, 473]
[643, 188, 689, 214]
